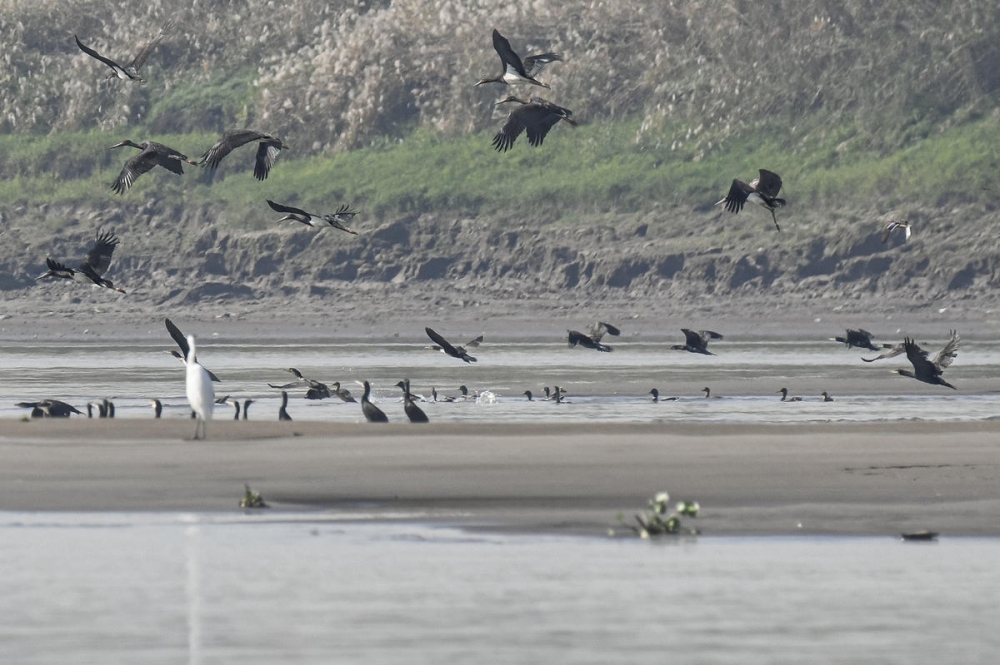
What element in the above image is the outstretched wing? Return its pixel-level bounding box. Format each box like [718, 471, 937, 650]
[254, 139, 283, 180]
[492, 108, 530, 153]
[127, 24, 169, 72]
[165, 318, 191, 361]
[861, 344, 905, 362]
[426, 327, 460, 357]
[465, 335, 484, 348]
[590, 321, 621, 342]
[492, 29, 528, 77]
[82, 230, 120, 276]
[903, 337, 939, 377]
[755, 169, 783, 198]
[522, 52, 562, 78]
[717, 179, 752, 214]
[681, 328, 703, 347]
[932, 330, 960, 370]
[267, 199, 312, 218]
[74, 35, 129, 74]
[199, 129, 266, 169]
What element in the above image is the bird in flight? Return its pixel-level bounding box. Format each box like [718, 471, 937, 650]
[492, 96, 577, 152]
[893, 331, 960, 389]
[881, 220, 911, 243]
[266, 200, 359, 234]
[672, 329, 723, 355]
[108, 140, 197, 194]
[716, 169, 786, 231]
[475, 29, 562, 88]
[567, 322, 621, 352]
[830, 328, 894, 352]
[199, 129, 287, 180]
[425, 327, 478, 363]
[36, 230, 127, 294]
[74, 29, 166, 82]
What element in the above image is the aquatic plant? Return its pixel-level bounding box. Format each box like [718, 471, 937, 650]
[618, 491, 699, 538]
[239, 483, 268, 509]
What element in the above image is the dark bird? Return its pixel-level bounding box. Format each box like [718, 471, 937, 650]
[432, 387, 456, 403]
[831, 328, 892, 352]
[359, 380, 388, 423]
[673, 329, 723, 355]
[425, 327, 477, 363]
[268, 368, 331, 399]
[330, 382, 357, 403]
[716, 169, 786, 231]
[75, 34, 147, 82]
[542, 386, 566, 401]
[702, 387, 720, 399]
[882, 220, 911, 243]
[475, 29, 561, 88]
[103, 398, 116, 418]
[36, 230, 127, 294]
[278, 391, 293, 421]
[492, 96, 577, 152]
[428, 333, 483, 353]
[199, 129, 287, 181]
[150, 399, 162, 418]
[552, 385, 566, 404]
[108, 140, 197, 194]
[821, 391, 834, 402]
[216, 395, 241, 420]
[861, 343, 906, 363]
[396, 379, 429, 423]
[777, 388, 802, 402]
[266, 200, 359, 234]
[242, 399, 254, 420]
[17, 399, 83, 418]
[567, 321, 621, 353]
[165, 319, 221, 382]
[87, 401, 105, 418]
[523, 390, 534, 401]
[649, 388, 678, 403]
[894, 331, 959, 390]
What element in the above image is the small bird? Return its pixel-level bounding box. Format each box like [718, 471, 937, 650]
[523, 390, 535, 401]
[165, 319, 221, 382]
[881, 220, 911, 243]
[894, 331, 959, 390]
[649, 388, 678, 403]
[16, 399, 83, 418]
[672, 329, 723, 355]
[184, 334, 214, 440]
[278, 391, 292, 421]
[425, 327, 477, 363]
[831, 328, 891, 352]
[777, 388, 802, 402]
[150, 399, 162, 418]
[266, 200, 359, 234]
[396, 379, 429, 423]
[567, 322, 621, 352]
[475, 29, 561, 88]
[331, 382, 357, 403]
[701, 387, 720, 399]
[716, 169, 786, 231]
[359, 381, 388, 423]
[268, 368, 331, 399]
[821, 391, 834, 402]
[108, 140, 197, 195]
[199, 129, 287, 180]
[36, 230, 126, 294]
[492, 96, 577, 152]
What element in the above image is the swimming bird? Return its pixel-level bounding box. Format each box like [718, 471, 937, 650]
[36, 230, 126, 294]
[242, 399, 254, 420]
[396, 379, 429, 423]
[821, 391, 834, 402]
[475, 29, 561, 88]
[330, 382, 357, 403]
[165, 319, 221, 382]
[894, 331, 959, 390]
[266, 200, 359, 234]
[649, 388, 678, 403]
[425, 327, 477, 363]
[882, 220, 911, 243]
[523, 390, 534, 401]
[830, 328, 891, 352]
[567, 321, 621, 352]
[492, 96, 577, 152]
[150, 399, 162, 418]
[701, 387, 721, 399]
[16, 399, 83, 418]
[673, 329, 723, 355]
[184, 334, 214, 440]
[716, 169, 786, 231]
[777, 388, 802, 402]
[278, 391, 292, 421]
[108, 140, 197, 194]
[199, 129, 287, 181]
[359, 380, 388, 423]
[552, 385, 565, 404]
[268, 368, 331, 399]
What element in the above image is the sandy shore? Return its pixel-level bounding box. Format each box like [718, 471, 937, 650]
[1, 419, 997, 537]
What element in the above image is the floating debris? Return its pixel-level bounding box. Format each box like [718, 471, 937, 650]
[618, 491, 699, 538]
[240, 484, 269, 509]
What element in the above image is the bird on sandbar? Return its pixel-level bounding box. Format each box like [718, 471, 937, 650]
[425, 327, 477, 363]
[673, 329, 723, 355]
[777, 388, 802, 402]
[150, 399, 162, 418]
[331, 382, 357, 403]
[396, 379, 429, 423]
[74, 30, 165, 82]
[278, 391, 292, 421]
[716, 169, 786, 231]
[269, 368, 331, 400]
[492, 96, 577, 152]
[198, 129, 287, 181]
[165, 319, 221, 382]
[266, 200, 359, 234]
[184, 334, 214, 440]
[109, 140, 197, 194]
[893, 331, 959, 390]
[17, 399, 83, 418]
[567, 322, 621, 352]
[36, 230, 127, 294]
[358, 380, 389, 423]
[474, 29, 562, 89]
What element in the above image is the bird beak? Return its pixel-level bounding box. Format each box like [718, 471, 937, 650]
[107, 141, 128, 150]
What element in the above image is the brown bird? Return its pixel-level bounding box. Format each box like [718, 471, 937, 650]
[716, 169, 786, 231]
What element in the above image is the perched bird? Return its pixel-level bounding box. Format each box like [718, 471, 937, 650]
[831, 328, 891, 352]
[267, 200, 359, 234]
[268, 368, 331, 399]
[331, 382, 357, 403]
[108, 140, 197, 194]
[567, 321, 621, 353]
[242, 399, 254, 420]
[165, 319, 221, 382]
[278, 391, 292, 421]
[359, 381, 388, 423]
[672, 329, 723, 355]
[16, 399, 83, 418]
[649, 388, 678, 403]
[474, 29, 561, 88]
[184, 334, 214, 440]
[150, 399, 162, 418]
[103, 398, 116, 418]
[716, 169, 786, 231]
[36, 230, 127, 294]
[425, 327, 477, 363]
[396, 379, 429, 423]
[86, 401, 106, 418]
[777, 388, 802, 402]
[199, 129, 287, 180]
[894, 331, 960, 390]
[492, 96, 577, 152]
[882, 220, 911, 243]
[821, 391, 834, 402]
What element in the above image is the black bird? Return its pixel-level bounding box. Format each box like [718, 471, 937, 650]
[396, 379, 429, 423]
[150, 399, 162, 418]
[523, 390, 535, 401]
[266, 200, 359, 234]
[649, 388, 678, 403]
[552, 385, 566, 404]
[268, 368, 331, 399]
[216, 395, 241, 419]
[103, 398, 116, 418]
[821, 392, 834, 402]
[108, 140, 197, 194]
[894, 331, 959, 390]
[673, 329, 723, 355]
[425, 327, 477, 363]
[75, 34, 147, 82]
[242, 399, 254, 420]
[165, 319, 221, 382]
[428, 333, 483, 353]
[777, 388, 802, 402]
[36, 230, 126, 294]
[475, 29, 561, 88]
[17, 399, 83, 418]
[702, 387, 720, 399]
[359, 380, 388, 423]
[831, 328, 891, 352]
[87, 401, 105, 418]
[716, 169, 786, 231]
[331, 382, 357, 403]
[199, 129, 287, 181]
[278, 391, 293, 421]
[567, 321, 621, 353]
[492, 96, 577, 152]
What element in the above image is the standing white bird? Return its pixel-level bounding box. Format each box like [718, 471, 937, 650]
[185, 334, 214, 439]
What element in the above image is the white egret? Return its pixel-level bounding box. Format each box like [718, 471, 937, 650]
[185, 334, 214, 439]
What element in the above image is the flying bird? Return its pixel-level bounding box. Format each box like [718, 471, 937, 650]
[860, 343, 906, 363]
[882, 220, 911, 243]
[266, 200, 358, 234]
[672, 329, 723, 355]
[199, 129, 287, 180]
[830, 328, 893, 352]
[894, 331, 959, 389]
[492, 96, 577, 152]
[567, 321, 621, 352]
[36, 230, 126, 294]
[165, 319, 221, 382]
[428, 333, 482, 353]
[184, 334, 214, 440]
[396, 379, 429, 423]
[358, 380, 389, 423]
[425, 327, 478, 363]
[108, 140, 197, 194]
[716, 169, 786, 231]
[475, 29, 562, 88]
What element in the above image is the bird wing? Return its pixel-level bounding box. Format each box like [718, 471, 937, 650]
[861, 344, 905, 362]
[718, 179, 752, 214]
[426, 327, 460, 357]
[591, 321, 621, 341]
[148, 142, 191, 174]
[881, 223, 895, 244]
[127, 25, 168, 72]
[165, 318, 192, 362]
[254, 140, 283, 181]
[82, 230, 120, 276]
[267, 199, 313, 218]
[755, 169, 783, 198]
[903, 337, 939, 377]
[932, 330, 960, 370]
[681, 328, 703, 347]
[331, 204, 359, 219]
[700, 330, 723, 340]
[74, 35, 129, 74]
[567, 330, 589, 348]
[112, 147, 162, 194]
[41, 257, 73, 277]
[465, 335, 484, 348]
[199, 129, 265, 169]
[492, 108, 529, 153]
[522, 53, 562, 78]
[268, 381, 302, 389]
[491, 29, 528, 77]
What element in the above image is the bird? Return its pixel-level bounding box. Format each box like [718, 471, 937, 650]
[425, 327, 477, 363]
[268, 368, 331, 399]
[777, 388, 802, 402]
[894, 331, 959, 389]
[428, 333, 483, 353]
[266, 200, 359, 234]
[16, 399, 83, 418]
[861, 343, 906, 363]
[150, 399, 162, 418]
[396, 380, 429, 423]
[86, 401, 106, 418]
[474, 29, 561, 88]
[432, 387, 456, 403]
[184, 334, 214, 440]
[649, 388, 678, 402]
[215, 395, 241, 419]
[542, 386, 566, 401]
[821, 391, 834, 402]
[74, 34, 151, 82]
[165, 319, 221, 382]
[830, 328, 891, 352]
[359, 381, 389, 423]
[242, 399, 254, 420]
[701, 387, 720, 399]
[716, 169, 786, 231]
[456, 385, 473, 401]
[523, 390, 535, 401]
[103, 398, 116, 418]
[108, 140, 197, 194]
[199, 129, 287, 181]
[492, 96, 577, 152]
[673, 329, 723, 355]
[278, 391, 292, 421]
[552, 385, 566, 404]
[36, 230, 126, 294]
[882, 220, 911, 243]
[567, 321, 621, 352]
[331, 382, 357, 403]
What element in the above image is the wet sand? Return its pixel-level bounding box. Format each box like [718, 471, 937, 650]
[1, 419, 997, 536]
